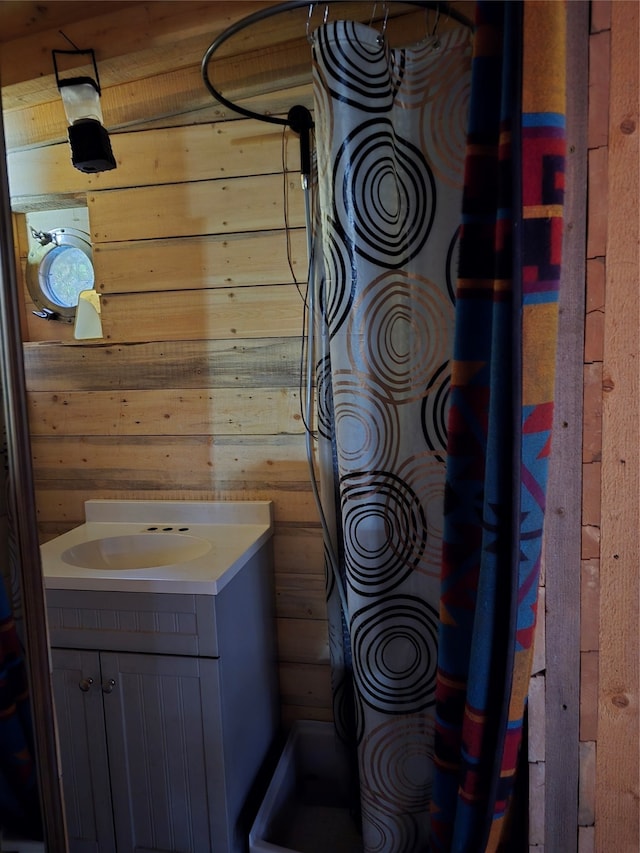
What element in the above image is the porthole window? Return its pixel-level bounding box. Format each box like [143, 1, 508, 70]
[38, 244, 94, 307]
[26, 224, 94, 323]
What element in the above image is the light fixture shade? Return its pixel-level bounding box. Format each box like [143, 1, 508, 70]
[58, 78, 104, 124]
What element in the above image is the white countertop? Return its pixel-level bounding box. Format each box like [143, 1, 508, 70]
[41, 500, 273, 595]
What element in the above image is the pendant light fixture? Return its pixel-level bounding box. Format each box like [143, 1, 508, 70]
[52, 47, 116, 173]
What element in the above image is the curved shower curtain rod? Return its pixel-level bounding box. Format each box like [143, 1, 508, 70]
[201, 1, 474, 627]
[201, 0, 474, 132]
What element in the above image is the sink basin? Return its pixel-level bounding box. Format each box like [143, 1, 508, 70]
[41, 499, 274, 594]
[61, 533, 212, 571]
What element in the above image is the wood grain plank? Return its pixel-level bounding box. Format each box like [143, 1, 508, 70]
[23, 338, 304, 391]
[596, 1, 640, 848]
[27, 387, 304, 436]
[542, 3, 588, 850]
[99, 284, 306, 343]
[0, 2, 272, 92]
[88, 174, 305, 243]
[278, 662, 332, 710]
[93, 229, 307, 294]
[24, 284, 309, 343]
[125, 84, 312, 135]
[274, 572, 327, 620]
[11, 213, 29, 341]
[31, 434, 312, 491]
[0, 1, 137, 49]
[8, 120, 300, 200]
[272, 528, 324, 575]
[23, 309, 76, 345]
[277, 618, 330, 665]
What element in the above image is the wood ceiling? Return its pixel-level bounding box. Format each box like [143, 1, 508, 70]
[0, 2, 138, 43]
[1, 2, 283, 150]
[1, 1, 474, 151]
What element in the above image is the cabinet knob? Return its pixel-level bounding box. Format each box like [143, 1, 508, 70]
[78, 677, 94, 692]
[102, 679, 116, 694]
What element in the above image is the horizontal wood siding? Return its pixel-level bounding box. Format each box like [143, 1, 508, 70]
[88, 174, 305, 242]
[31, 435, 310, 487]
[93, 230, 307, 294]
[27, 388, 303, 436]
[98, 285, 305, 343]
[23, 339, 303, 390]
[12, 114, 330, 724]
[8, 121, 298, 199]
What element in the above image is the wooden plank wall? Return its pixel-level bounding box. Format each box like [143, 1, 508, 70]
[9, 118, 333, 727]
[596, 0, 640, 850]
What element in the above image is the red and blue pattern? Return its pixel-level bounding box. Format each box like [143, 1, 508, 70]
[431, 2, 566, 850]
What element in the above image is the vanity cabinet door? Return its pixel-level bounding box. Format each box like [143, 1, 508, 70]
[99, 651, 224, 853]
[50, 649, 117, 853]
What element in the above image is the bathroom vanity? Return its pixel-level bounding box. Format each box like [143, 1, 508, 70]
[41, 500, 279, 853]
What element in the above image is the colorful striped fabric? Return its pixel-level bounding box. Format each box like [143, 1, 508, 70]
[431, 2, 566, 850]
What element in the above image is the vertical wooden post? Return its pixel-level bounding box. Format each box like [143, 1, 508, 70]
[596, 1, 640, 849]
[542, 2, 589, 850]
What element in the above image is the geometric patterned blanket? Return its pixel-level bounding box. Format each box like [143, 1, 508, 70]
[431, 2, 566, 849]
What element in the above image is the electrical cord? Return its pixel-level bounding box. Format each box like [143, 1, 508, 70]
[281, 125, 350, 622]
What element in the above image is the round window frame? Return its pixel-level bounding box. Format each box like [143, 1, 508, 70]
[26, 227, 94, 323]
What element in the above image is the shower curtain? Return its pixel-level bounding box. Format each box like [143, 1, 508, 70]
[431, 2, 565, 850]
[311, 1, 565, 851]
[311, 16, 472, 853]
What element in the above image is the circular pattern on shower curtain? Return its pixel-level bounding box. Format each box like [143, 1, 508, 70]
[332, 119, 436, 269]
[345, 270, 454, 402]
[340, 473, 428, 596]
[358, 714, 437, 851]
[351, 595, 439, 712]
[312, 18, 472, 853]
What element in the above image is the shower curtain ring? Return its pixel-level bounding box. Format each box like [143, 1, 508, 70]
[375, 3, 389, 45]
[430, 3, 442, 36]
[306, 3, 328, 42]
[380, 4, 389, 39]
[306, 3, 315, 43]
[425, 3, 442, 49]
